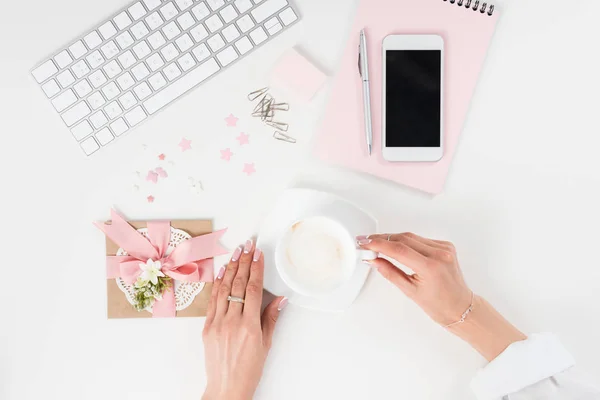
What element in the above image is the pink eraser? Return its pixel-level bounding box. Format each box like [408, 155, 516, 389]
[270, 48, 328, 102]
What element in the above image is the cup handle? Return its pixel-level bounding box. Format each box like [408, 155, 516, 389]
[357, 249, 378, 261]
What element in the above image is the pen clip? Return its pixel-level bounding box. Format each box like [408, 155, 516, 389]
[358, 44, 362, 77]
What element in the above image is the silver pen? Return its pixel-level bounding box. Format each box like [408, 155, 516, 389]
[358, 29, 373, 155]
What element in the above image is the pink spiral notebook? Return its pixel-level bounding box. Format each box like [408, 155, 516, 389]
[314, 0, 500, 194]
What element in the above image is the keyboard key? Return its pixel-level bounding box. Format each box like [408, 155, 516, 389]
[42, 79, 61, 97]
[54, 50, 73, 68]
[95, 127, 114, 145]
[134, 82, 153, 99]
[56, 70, 75, 88]
[62, 101, 91, 126]
[250, 26, 268, 44]
[102, 81, 121, 100]
[148, 31, 167, 49]
[145, 11, 164, 30]
[236, 14, 255, 33]
[69, 41, 87, 59]
[84, 31, 102, 49]
[73, 79, 93, 97]
[133, 41, 152, 59]
[148, 72, 167, 90]
[71, 120, 93, 140]
[52, 89, 77, 112]
[161, 43, 180, 62]
[177, 12, 195, 30]
[131, 21, 150, 40]
[279, 7, 297, 25]
[160, 2, 179, 20]
[131, 63, 150, 80]
[190, 24, 208, 42]
[90, 111, 108, 128]
[222, 25, 240, 42]
[86, 50, 105, 69]
[118, 50, 137, 69]
[101, 40, 120, 59]
[217, 46, 238, 66]
[125, 106, 147, 126]
[192, 2, 210, 20]
[116, 31, 135, 49]
[144, 58, 220, 114]
[192, 43, 210, 61]
[104, 101, 123, 119]
[110, 118, 129, 136]
[177, 53, 196, 71]
[128, 2, 147, 20]
[87, 91, 106, 109]
[207, 0, 225, 11]
[89, 70, 108, 88]
[205, 15, 223, 32]
[265, 17, 282, 35]
[102, 60, 122, 79]
[146, 53, 165, 71]
[99, 21, 118, 39]
[119, 91, 138, 110]
[162, 21, 181, 40]
[72, 60, 90, 78]
[252, 0, 288, 23]
[143, 0, 162, 11]
[234, 0, 252, 13]
[175, 0, 193, 10]
[117, 72, 136, 90]
[80, 136, 100, 155]
[234, 36, 253, 54]
[207, 34, 225, 51]
[32, 60, 58, 83]
[220, 5, 238, 23]
[163, 63, 182, 81]
[175, 33, 194, 52]
[114, 11, 133, 29]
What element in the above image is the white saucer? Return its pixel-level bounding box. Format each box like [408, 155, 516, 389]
[257, 188, 378, 312]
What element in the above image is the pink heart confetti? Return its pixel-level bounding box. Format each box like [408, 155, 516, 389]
[146, 170, 159, 183]
[147, 195, 155, 203]
[158, 153, 166, 161]
[243, 163, 256, 176]
[179, 138, 192, 152]
[155, 167, 168, 178]
[225, 114, 239, 127]
[236, 132, 250, 146]
[220, 148, 233, 161]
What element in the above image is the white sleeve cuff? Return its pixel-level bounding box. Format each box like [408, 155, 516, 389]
[470, 333, 576, 400]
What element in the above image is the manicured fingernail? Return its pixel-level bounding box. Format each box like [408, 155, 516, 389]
[243, 239, 253, 254]
[253, 248, 262, 262]
[356, 235, 369, 241]
[216, 266, 226, 280]
[278, 297, 288, 311]
[357, 238, 371, 245]
[231, 246, 242, 262]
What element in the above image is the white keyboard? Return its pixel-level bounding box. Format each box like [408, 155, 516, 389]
[31, 0, 300, 156]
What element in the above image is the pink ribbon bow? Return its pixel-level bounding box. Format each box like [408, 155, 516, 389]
[95, 209, 227, 317]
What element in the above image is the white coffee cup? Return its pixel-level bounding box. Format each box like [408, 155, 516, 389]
[275, 216, 377, 297]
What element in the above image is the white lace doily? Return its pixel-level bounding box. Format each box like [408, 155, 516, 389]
[115, 227, 206, 313]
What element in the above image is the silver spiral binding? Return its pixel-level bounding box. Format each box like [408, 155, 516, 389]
[444, 0, 495, 16]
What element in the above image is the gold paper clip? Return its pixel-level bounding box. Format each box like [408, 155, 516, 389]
[266, 121, 289, 131]
[273, 131, 296, 143]
[252, 95, 273, 113]
[271, 103, 290, 111]
[247, 87, 269, 101]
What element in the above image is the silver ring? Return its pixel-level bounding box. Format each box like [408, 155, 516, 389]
[387, 234, 392, 241]
[227, 295, 245, 304]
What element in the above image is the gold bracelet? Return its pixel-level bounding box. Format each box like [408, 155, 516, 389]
[444, 292, 475, 328]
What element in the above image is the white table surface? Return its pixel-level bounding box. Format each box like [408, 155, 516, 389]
[2, 0, 599, 399]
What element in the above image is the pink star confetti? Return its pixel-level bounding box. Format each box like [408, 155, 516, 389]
[146, 170, 159, 183]
[179, 138, 192, 152]
[225, 114, 239, 127]
[220, 148, 233, 161]
[155, 167, 168, 178]
[243, 163, 256, 176]
[236, 132, 250, 145]
[158, 153, 166, 161]
[147, 195, 155, 203]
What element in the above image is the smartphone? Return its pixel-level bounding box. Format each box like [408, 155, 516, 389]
[382, 35, 444, 162]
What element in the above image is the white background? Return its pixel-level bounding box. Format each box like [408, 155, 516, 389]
[1, 0, 600, 399]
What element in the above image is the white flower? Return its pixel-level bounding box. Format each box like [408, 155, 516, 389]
[139, 259, 165, 285]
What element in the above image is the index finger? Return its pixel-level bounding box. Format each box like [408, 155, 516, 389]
[243, 247, 264, 318]
[358, 237, 428, 273]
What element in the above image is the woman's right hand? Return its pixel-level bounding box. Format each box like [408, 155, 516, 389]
[358, 233, 527, 361]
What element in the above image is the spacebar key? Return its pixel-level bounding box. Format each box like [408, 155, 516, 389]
[143, 58, 221, 114]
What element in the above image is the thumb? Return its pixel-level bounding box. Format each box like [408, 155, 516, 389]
[261, 296, 288, 349]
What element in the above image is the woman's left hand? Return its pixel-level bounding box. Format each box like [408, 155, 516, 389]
[202, 240, 287, 400]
